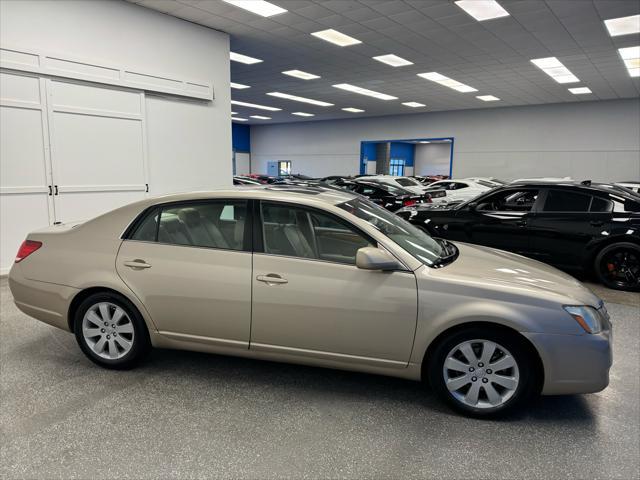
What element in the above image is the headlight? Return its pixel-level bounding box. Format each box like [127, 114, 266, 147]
[564, 306, 603, 334]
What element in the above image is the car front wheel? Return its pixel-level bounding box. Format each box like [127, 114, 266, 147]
[428, 328, 536, 417]
[74, 292, 150, 369]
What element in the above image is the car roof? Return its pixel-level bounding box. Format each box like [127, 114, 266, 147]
[506, 180, 640, 199]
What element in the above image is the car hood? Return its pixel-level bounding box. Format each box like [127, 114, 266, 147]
[428, 242, 601, 308]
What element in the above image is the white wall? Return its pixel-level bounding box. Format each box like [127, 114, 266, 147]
[251, 99, 640, 182]
[0, 0, 232, 194]
[414, 144, 451, 177]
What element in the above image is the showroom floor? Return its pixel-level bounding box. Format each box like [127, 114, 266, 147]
[1, 277, 638, 480]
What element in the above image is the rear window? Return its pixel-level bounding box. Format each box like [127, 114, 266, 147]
[396, 178, 419, 187]
[543, 190, 591, 212]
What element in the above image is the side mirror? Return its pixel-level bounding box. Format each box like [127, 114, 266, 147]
[356, 247, 402, 271]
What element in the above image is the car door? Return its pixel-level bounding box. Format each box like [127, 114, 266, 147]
[527, 189, 612, 268]
[116, 200, 252, 348]
[250, 201, 418, 368]
[464, 188, 541, 254]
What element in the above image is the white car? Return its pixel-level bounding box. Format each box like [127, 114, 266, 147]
[465, 177, 506, 188]
[615, 182, 640, 194]
[362, 175, 427, 195]
[424, 179, 492, 203]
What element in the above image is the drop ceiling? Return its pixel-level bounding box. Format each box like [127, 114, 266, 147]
[127, 0, 640, 124]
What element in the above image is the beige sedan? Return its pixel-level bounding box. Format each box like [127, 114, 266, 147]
[9, 186, 612, 417]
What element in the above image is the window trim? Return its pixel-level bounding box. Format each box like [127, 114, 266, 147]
[122, 198, 253, 253]
[255, 200, 377, 265]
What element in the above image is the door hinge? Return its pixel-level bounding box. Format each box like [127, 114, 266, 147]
[54, 185, 59, 195]
[48, 185, 52, 196]
[145, 183, 149, 193]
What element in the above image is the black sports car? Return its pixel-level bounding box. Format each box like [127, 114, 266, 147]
[397, 180, 640, 291]
[334, 179, 435, 212]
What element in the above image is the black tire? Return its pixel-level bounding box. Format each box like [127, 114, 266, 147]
[427, 327, 537, 418]
[74, 292, 151, 369]
[594, 242, 640, 292]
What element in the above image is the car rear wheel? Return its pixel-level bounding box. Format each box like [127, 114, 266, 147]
[595, 242, 640, 292]
[74, 292, 150, 369]
[428, 328, 536, 417]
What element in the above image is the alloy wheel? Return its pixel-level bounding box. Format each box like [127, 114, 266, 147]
[443, 339, 520, 409]
[601, 248, 640, 290]
[82, 302, 135, 360]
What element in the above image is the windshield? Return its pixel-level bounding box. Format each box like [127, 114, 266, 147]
[396, 178, 420, 187]
[338, 197, 448, 266]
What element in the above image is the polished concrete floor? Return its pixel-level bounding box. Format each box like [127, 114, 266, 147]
[1, 277, 638, 479]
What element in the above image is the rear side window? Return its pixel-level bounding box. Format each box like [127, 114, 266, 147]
[590, 197, 613, 213]
[543, 190, 591, 212]
[129, 201, 248, 251]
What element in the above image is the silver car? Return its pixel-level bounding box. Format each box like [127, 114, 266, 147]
[9, 186, 612, 417]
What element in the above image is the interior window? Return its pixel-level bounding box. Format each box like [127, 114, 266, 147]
[476, 189, 539, 212]
[261, 203, 372, 265]
[155, 201, 247, 250]
[543, 190, 591, 212]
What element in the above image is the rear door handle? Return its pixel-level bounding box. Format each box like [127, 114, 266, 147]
[590, 220, 604, 227]
[123, 259, 152, 269]
[256, 274, 288, 285]
[516, 220, 527, 227]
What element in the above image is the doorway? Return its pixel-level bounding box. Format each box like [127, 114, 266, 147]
[360, 137, 454, 177]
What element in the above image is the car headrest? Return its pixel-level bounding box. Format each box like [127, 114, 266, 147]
[162, 216, 183, 233]
[177, 208, 202, 227]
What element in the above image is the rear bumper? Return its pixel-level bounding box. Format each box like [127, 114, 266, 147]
[8, 264, 77, 332]
[524, 329, 612, 395]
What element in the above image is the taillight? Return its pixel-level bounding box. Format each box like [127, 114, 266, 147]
[403, 199, 417, 207]
[15, 240, 42, 263]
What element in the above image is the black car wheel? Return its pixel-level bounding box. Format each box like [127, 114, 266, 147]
[74, 292, 151, 369]
[595, 242, 640, 292]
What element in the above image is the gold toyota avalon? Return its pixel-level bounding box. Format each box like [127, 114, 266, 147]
[9, 186, 612, 417]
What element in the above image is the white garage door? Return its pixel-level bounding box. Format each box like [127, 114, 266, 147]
[0, 71, 148, 273]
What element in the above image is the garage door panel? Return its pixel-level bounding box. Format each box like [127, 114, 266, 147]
[49, 80, 142, 116]
[0, 71, 41, 105]
[0, 106, 48, 188]
[54, 190, 145, 223]
[50, 112, 145, 186]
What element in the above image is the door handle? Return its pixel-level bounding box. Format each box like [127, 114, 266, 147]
[516, 220, 527, 227]
[590, 220, 604, 227]
[256, 274, 288, 285]
[123, 259, 152, 269]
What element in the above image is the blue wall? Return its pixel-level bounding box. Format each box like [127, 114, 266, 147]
[232, 123, 250, 152]
[390, 142, 415, 167]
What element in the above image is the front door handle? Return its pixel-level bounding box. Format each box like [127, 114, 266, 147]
[123, 259, 152, 269]
[256, 274, 288, 285]
[516, 220, 527, 227]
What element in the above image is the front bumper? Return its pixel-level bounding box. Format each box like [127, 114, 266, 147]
[524, 328, 612, 395]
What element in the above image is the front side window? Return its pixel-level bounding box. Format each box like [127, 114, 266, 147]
[130, 201, 248, 251]
[476, 189, 539, 212]
[338, 198, 445, 266]
[261, 203, 372, 265]
[543, 190, 590, 212]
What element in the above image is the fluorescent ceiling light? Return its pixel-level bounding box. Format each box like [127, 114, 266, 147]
[282, 70, 320, 80]
[267, 91, 333, 106]
[402, 102, 426, 107]
[232, 117, 248, 122]
[618, 46, 640, 77]
[455, 0, 509, 21]
[417, 72, 478, 92]
[311, 29, 361, 47]
[342, 107, 364, 113]
[250, 115, 271, 120]
[333, 83, 397, 100]
[419, 141, 431, 144]
[292, 112, 315, 117]
[568, 87, 592, 95]
[604, 14, 640, 37]
[222, 0, 286, 17]
[230, 82, 250, 89]
[476, 95, 500, 101]
[530, 57, 579, 83]
[231, 111, 238, 115]
[231, 100, 281, 111]
[230, 52, 263, 64]
[373, 54, 413, 67]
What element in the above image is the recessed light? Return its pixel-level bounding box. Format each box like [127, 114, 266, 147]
[231, 100, 281, 111]
[282, 70, 320, 80]
[292, 112, 315, 117]
[332, 83, 397, 100]
[230, 82, 251, 89]
[402, 102, 426, 108]
[232, 117, 248, 122]
[250, 115, 271, 120]
[230, 52, 263, 64]
[530, 57, 579, 83]
[618, 46, 640, 77]
[373, 54, 413, 67]
[311, 29, 361, 47]
[604, 14, 640, 37]
[455, 0, 509, 21]
[342, 107, 365, 113]
[568, 87, 592, 95]
[476, 95, 500, 101]
[266, 91, 333, 106]
[417, 72, 478, 92]
[222, 0, 287, 17]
